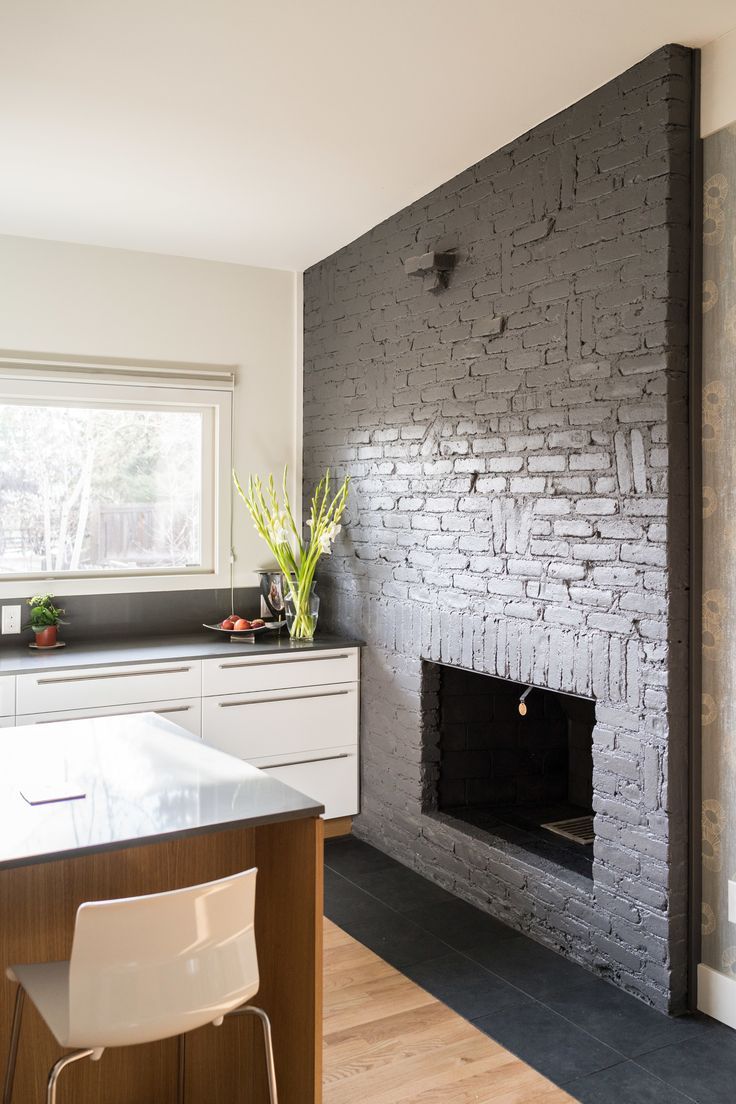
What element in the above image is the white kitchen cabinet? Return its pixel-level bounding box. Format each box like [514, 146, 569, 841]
[201, 648, 360, 819]
[0, 716, 14, 728]
[202, 648, 358, 697]
[201, 682, 358, 761]
[16, 698, 202, 738]
[254, 749, 359, 821]
[16, 660, 201, 716]
[0, 675, 15, 717]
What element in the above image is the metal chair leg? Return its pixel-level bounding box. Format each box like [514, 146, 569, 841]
[227, 1005, 278, 1104]
[46, 1049, 94, 1104]
[2, 986, 25, 1104]
[177, 1033, 186, 1104]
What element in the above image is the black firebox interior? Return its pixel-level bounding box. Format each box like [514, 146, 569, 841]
[428, 663, 596, 880]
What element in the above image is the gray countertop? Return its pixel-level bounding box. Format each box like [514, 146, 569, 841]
[0, 712, 324, 870]
[0, 631, 363, 676]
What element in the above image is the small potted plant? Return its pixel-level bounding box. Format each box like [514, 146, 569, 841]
[26, 594, 66, 648]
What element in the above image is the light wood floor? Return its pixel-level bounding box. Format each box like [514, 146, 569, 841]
[323, 919, 576, 1104]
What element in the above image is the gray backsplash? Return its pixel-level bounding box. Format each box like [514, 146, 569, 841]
[0, 586, 261, 648]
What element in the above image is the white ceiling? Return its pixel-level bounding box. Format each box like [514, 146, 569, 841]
[1, 1, 735, 272]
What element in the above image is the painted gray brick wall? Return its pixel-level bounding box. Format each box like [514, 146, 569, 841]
[303, 44, 692, 1011]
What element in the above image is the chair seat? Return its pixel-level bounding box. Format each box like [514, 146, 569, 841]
[7, 961, 71, 1047]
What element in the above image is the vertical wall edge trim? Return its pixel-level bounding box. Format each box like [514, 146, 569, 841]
[688, 46, 704, 1013]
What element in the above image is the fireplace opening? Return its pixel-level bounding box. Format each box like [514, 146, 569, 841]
[424, 662, 596, 880]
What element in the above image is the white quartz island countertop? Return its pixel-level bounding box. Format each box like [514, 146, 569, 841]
[0, 711, 323, 870]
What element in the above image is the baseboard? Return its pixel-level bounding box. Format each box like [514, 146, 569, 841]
[323, 816, 353, 839]
[697, 963, 736, 1028]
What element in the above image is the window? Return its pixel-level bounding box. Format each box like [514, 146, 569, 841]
[0, 368, 232, 593]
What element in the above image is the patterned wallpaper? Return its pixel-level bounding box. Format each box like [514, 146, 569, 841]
[702, 122, 736, 978]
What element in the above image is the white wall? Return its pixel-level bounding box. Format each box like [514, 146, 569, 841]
[702, 26, 736, 136]
[0, 233, 301, 588]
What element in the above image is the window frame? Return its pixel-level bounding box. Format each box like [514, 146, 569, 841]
[0, 372, 233, 598]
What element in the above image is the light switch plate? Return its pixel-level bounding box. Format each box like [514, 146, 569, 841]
[1, 605, 21, 634]
[729, 880, 736, 925]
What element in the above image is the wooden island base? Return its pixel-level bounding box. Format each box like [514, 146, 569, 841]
[0, 817, 323, 1104]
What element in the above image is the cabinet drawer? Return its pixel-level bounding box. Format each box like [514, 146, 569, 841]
[16, 661, 202, 716]
[0, 675, 14, 717]
[18, 699, 202, 738]
[202, 648, 359, 697]
[254, 749, 358, 820]
[202, 682, 358, 760]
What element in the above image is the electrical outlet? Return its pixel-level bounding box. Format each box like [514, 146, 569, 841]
[1, 605, 21, 634]
[729, 880, 736, 925]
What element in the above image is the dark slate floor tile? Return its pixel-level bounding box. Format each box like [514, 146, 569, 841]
[546, 974, 726, 1058]
[324, 836, 399, 878]
[403, 897, 520, 952]
[324, 867, 392, 927]
[565, 1060, 695, 1103]
[346, 906, 451, 970]
[473, 1001, 621, 1083]
[357, 863, 457, 912]
[464, 931, 597, 1002]
[403, 952, 531, 1021]
[637, 1032, 736, 1104]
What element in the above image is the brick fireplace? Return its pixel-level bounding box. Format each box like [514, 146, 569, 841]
[303, 44, 692, 1011]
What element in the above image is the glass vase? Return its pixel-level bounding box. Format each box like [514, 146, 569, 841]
[284, 583, 320, 641]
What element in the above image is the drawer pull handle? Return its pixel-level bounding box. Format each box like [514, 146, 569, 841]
[36, 667, 192, 686]
[219, 688, 351, 708]
[35, 705, 193, 724]
[257, 752, 352, 769]
[218, 653, 351, 670]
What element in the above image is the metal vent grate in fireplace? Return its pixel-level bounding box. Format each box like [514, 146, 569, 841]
[541, 815, 595, 846]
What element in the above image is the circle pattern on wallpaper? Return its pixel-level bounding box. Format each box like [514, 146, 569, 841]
[704, 172, 729, 246]
[704, 204, 726, 245]
[702, 625, 723, 659]
[703, 485, 718, 518]
[702, 693, 718, 727]
[703, 380, 725, 451]
[705, 172, 729, 206]
[703, 279, 719, 312]
[703, 589, 726, 626]
[722, 947, 736, 978]
[702, 588, 725, 659]
[702, 901, 717, 937]
[703, 798, 724, 872]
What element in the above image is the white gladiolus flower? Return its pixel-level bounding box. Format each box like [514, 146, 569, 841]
[318, 522, 341, 553]
[268, 512, 289, 544]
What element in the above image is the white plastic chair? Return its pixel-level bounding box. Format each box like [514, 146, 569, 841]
[2, 867, 277, 1104]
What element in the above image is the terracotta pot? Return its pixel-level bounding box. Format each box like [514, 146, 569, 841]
[34, 625, 58, 648]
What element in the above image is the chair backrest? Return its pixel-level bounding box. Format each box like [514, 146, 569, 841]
[67, 867, 258, 1048]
